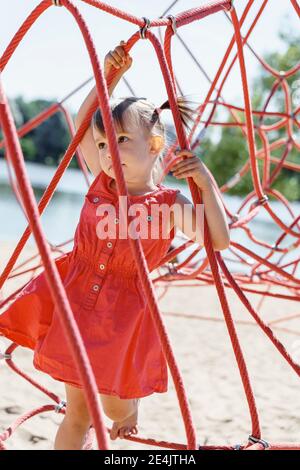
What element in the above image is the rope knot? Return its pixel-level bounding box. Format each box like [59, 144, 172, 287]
[231, 213, 240, 223]
[248, 435, 270, 449]
[167, 262, 178, 275]
[139, 17, 151, 39]
[166, 15, 177, 35]
[254, 194, 269, 207]
[55, 400, 67, 413]
[0, 352, 11, 360]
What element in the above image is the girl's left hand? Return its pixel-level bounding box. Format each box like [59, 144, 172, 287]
[171, 149, 212, 190]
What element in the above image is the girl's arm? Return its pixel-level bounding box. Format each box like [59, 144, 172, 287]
[170, 150, 230, 251]
[74, 41, 132, 177]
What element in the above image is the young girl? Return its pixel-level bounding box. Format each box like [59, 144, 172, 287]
[0, 41, 229, 449]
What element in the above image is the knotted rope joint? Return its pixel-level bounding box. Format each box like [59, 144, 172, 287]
[254, 194, 269, 207]
[248, 435, 270, 449]
[166, 15, 177, 35]
[54, 400, 67, 413]
[139, 17, 151, 39]
[0, 352, 11, 360]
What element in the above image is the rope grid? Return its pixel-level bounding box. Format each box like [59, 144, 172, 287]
[0, 0, 299, 450]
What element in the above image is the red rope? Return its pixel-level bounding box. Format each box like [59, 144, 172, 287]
[0, 0, 300, 451]
[0, 67, 109, 450]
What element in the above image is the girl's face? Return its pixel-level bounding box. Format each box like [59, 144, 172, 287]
[92, 115, 158, 184]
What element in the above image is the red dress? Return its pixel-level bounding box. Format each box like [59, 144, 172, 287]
[0, 171, 180, 398]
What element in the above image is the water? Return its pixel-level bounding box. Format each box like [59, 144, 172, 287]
[0, 159, 299, 277]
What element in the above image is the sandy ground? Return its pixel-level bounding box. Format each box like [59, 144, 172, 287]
[0, 240, 300, 450]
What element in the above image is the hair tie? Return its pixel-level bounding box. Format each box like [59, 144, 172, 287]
[155, 107, 163, 115]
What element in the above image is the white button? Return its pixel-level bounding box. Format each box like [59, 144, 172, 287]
[147, 215, 152, 221]
[114, 218, 119, 224]
[99, 264, 105, 270]
[93, 197, 99, 203]
[107, 242, 113, 248]
[92, 284, 100, 291]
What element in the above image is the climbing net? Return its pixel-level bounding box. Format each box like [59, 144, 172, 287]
[0, 0, 300, 450]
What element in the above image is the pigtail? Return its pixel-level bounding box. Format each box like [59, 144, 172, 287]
[156, 95, 198, 132]
[176, 95, 198, 132]
[151, 95, 199, 184]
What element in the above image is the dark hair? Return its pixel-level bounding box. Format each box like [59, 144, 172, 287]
[92, 95, 198, 183]
[151, 95, 197, 133]
[93, 95, 197, 136]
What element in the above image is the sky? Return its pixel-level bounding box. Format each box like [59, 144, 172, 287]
[0, 0, 299, 122]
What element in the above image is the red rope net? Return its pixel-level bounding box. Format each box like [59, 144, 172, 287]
[0, 0, 299, 450]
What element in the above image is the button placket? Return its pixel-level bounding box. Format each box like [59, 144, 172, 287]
[82, 237, 117, 310]
[83, 279, 103, 310]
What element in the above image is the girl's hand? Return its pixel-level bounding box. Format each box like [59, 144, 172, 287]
[104, 40, 132, 79]
[171, 149, 212, 190]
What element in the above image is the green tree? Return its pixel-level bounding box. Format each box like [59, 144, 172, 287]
[175, 30, 300, 201]
[250, 30, 300, 200]
[0, 96, 79, 169]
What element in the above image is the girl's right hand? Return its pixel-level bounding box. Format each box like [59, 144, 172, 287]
[104, 40, 132, 79]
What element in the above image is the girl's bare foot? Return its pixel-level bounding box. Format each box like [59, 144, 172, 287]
[110, 398, 140, 440]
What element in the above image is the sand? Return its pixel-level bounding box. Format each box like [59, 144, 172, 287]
[0, 240, 300, 450]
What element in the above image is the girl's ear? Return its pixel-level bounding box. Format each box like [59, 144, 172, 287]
[149, 135, 164, 155]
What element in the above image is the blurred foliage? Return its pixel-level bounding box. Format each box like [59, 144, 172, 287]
[0, 30, 299, 199]
[179, 29, 300, 201]
[0, 97, 79, 169]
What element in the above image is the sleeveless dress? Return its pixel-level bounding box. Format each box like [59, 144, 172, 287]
[0, 170, 180, 399]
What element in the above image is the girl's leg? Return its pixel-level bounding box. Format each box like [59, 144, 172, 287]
[54, 384, 139, 448]
[54, 383, 92, 450]
[100, 393, 140, 440]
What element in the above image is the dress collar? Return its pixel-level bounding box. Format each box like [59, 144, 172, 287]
[98, 171, 164, 201]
